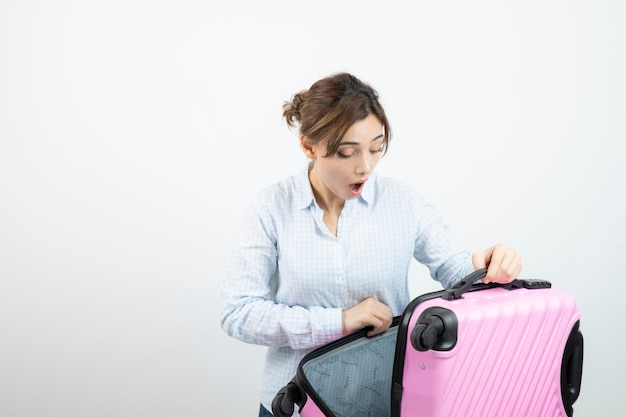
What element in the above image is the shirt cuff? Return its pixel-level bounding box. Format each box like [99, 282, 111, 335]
[310, 307, 344, 346]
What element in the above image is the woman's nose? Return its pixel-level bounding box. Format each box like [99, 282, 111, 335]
[355, 154, 373, 175]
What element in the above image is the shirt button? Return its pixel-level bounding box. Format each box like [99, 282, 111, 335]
[336, 274, 344, 282]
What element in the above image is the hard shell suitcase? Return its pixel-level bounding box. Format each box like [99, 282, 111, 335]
[272, 269, 583, 417]
[393, 269, 583, 417]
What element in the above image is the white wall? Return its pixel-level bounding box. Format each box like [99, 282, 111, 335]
[1, 1, 624, 415]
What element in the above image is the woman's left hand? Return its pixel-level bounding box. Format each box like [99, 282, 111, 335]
[472, 243, 522, 284]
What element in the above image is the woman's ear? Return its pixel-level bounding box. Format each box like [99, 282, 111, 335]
[300, 135, 317, 160]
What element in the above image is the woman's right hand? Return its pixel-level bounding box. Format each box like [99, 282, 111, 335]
[342, 297, 393, 337]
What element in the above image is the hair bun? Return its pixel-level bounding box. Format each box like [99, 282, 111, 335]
[283, 90, 306, 127]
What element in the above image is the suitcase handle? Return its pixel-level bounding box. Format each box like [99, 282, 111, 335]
[272, 378, 304, 417]
[443, 268, 525, 300]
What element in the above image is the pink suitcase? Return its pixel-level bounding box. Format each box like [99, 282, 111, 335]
[272, 269, 583, 417]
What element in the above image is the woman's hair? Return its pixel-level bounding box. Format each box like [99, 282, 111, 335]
[283, 73, 391, 157]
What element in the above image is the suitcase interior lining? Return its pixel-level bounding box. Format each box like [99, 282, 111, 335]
[301, 327, 397, 417]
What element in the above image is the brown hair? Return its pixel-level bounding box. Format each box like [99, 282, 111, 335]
[283, 73, 391, 157]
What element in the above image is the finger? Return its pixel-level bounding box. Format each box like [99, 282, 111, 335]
[485, 245, 506, 283]
[367, 328, 382, 337]
[382, 315, 393, 331]
[366, 317, 385, 337]
[472, 249, 489, 270]
[493, 248, 523, 283]
[368, 324, 390, 337]
[368, 318, 393, 337]
[509, 256, 522, 282]
[367, 307, 393, 337]
[494, 251, 515, 282]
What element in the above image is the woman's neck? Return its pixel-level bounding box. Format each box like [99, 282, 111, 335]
[308, 166, 344, 236]
[312, 187, 344, 216]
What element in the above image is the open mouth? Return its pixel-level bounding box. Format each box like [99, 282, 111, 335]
[349, 180, 366, 195]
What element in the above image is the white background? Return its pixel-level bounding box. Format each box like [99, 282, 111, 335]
[1, 1, 624, 415]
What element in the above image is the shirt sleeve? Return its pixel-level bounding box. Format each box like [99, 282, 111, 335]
[219, 198, 344, 350]
[411, 191, 474, 289]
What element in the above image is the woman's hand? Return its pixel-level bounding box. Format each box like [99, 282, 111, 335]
[472, 243, 522, 284]
[342, 297, 393, 337]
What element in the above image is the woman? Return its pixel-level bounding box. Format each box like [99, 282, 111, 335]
[220, 73, 522, 416]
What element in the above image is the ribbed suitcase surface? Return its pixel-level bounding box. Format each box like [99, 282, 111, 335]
[393, 276, 582, 417]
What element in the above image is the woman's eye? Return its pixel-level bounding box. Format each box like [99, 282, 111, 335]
[371, 147, 384, 154]
[337, 152, 353, 159]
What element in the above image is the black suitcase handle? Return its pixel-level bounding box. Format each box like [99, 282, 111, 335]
[443, 268, 550, 300]
[272, 378, 304, 417]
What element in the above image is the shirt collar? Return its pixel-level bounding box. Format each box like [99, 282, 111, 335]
[295, 163, 316, 210]
[359, 172, 374, 205]
[295, 163, 376, 209]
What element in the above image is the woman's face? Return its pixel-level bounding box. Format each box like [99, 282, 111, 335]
[306, 113, 385, 203]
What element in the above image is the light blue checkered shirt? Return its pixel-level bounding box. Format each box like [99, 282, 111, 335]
[220, 165, 473, 413]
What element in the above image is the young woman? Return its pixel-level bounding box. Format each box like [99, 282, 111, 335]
[220, 73, 522, 416]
